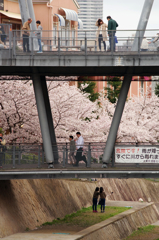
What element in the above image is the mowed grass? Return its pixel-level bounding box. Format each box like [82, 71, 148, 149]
[125, 225, 159, 240]
[42, 205, 130, 228]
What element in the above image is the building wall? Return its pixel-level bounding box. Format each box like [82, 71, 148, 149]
[78, 0, 103, 39]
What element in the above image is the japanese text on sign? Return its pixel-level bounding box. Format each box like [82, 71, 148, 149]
[115, 147, 159, 163]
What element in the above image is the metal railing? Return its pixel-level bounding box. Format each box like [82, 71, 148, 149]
[1, 25, 159, 57]
[1, 142, 159, 169]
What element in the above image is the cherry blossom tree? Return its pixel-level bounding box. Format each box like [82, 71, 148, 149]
[0, 78, 158, 144]
[0, 79, 111, 143]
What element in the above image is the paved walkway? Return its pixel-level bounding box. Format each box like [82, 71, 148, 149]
[2, 201, 155, 240]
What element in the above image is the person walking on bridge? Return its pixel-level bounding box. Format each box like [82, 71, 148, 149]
[95, 19, 108, 51]
[36, 20, 43, 53]
[107, 16, 118, 52]
[22, 18, 32, 53]
[69, 135, 76, 165]
[73, 132, 87, 167]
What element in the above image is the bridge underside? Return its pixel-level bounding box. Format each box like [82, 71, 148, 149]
[0, 66, 159, 77]
[0, 170, 159, 180]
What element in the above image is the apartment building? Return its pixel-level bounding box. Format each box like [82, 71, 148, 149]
[77, 0, 103, 39]
[0, 0, 81, 42]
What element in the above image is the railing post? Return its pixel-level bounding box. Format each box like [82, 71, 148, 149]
[66, 143, 68, 164]
[9, 25, 12, 58]
[18, 145, 21, 165]
[58, 36, 60, 54]
[13, 145, 15, 169]
[138, 30, 141, 53]
[85, 32, 87, 55]
[31, 36, 34, 56]
[13, 33, 16, 57]
[63, 147, 66, 168]
[111, 31, 114, 55]
[38, 145, 40, 168]
[112, 145, 115, 167]
[87, 143, 91, 168]
[95, 40, 97, 51]
[42, 147, 44, 164]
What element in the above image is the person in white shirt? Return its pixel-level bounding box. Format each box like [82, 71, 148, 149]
[141, 37, 149, 52]
[73, 132, 87, 167]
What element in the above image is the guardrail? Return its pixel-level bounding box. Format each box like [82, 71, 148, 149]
[1, 25, 159, 57]
[1, 142, 159, 170]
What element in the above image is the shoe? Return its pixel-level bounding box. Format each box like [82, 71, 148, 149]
[37, 51, 43, 53]
[93, 210, 95, 213]
[95, 211, 98, 213]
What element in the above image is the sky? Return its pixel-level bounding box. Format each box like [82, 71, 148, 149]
[103, 0, 159, 31]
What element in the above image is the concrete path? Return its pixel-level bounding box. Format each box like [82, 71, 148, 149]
[1, 201, 156, 240]
[2, 233, 81, 240]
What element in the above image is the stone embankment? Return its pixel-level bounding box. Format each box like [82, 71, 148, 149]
[0, 178, 159, 238]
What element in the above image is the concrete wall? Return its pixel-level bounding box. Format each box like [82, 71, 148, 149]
[77, 203, 159, 240]
[0, 178, 159, 238]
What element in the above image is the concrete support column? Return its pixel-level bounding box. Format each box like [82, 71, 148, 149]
[102, 74, 132, 165]
[32, 74, 54, 166]
[27, 0, 39, 51]
[132, 0, 154, 51]
[40, 77, 59, 163]
[27, 0, 37, 30]
[18, 0, 30, 24]
[102, 0, 154, 167]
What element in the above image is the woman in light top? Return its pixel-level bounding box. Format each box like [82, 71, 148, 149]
[100, 187, 106, 213]
[95, 19, 108, 51]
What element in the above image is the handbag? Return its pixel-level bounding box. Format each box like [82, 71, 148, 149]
[115, 36, 118, 44]
[98, 198, 101, 205]
[1, 139, 6, 146]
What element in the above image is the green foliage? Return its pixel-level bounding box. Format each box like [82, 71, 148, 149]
[0, 128, 4, 135]
[155, 82, 159, 97]
[105, 77, 122, 103]
[25, 227, 30, 231]
[78, 80, 100, 102]
[125, 225, 156, 239]
[42, 206, 130, 228]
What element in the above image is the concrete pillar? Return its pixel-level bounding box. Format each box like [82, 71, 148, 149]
[40, 77, 59, 163]
[32, 74, 54, 166]
[27, 0, 37, 31]
[27, 0, 39, 51]
[18, 0, 30, 24]
[103, 0, 154, 167]
[102, 74, 132, 165]
[132, 0, 154, 51]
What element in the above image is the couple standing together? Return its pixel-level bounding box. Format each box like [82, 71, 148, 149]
[93, 187, 113, 213]
[96, 16, 118, 52]
[69, 132, 87, 167]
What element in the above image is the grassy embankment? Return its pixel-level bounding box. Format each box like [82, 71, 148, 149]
[125, 225, 159, 240]
[42, 205, 130, 228]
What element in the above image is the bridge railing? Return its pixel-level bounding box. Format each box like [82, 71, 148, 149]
[3, 29, 159, 56]
[1, 142, 159, 170]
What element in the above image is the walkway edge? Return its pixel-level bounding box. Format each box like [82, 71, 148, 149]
[73, 202, 159, 240]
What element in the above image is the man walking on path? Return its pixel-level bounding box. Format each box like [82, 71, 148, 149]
[74, 132, 87, 167]
[107, 16, 118, 52]
[36, 20, 43, 53]
[22, 18, 32, 52]
[69, 135, 76, 165]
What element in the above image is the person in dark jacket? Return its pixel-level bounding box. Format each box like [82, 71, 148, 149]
[107, 16, 118, 52]
[0, 25, 6, 44]
[100, 187, 106, 213]
[93, 187, 100, 212]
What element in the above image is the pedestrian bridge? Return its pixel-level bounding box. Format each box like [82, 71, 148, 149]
[1, 50, 159, 76]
